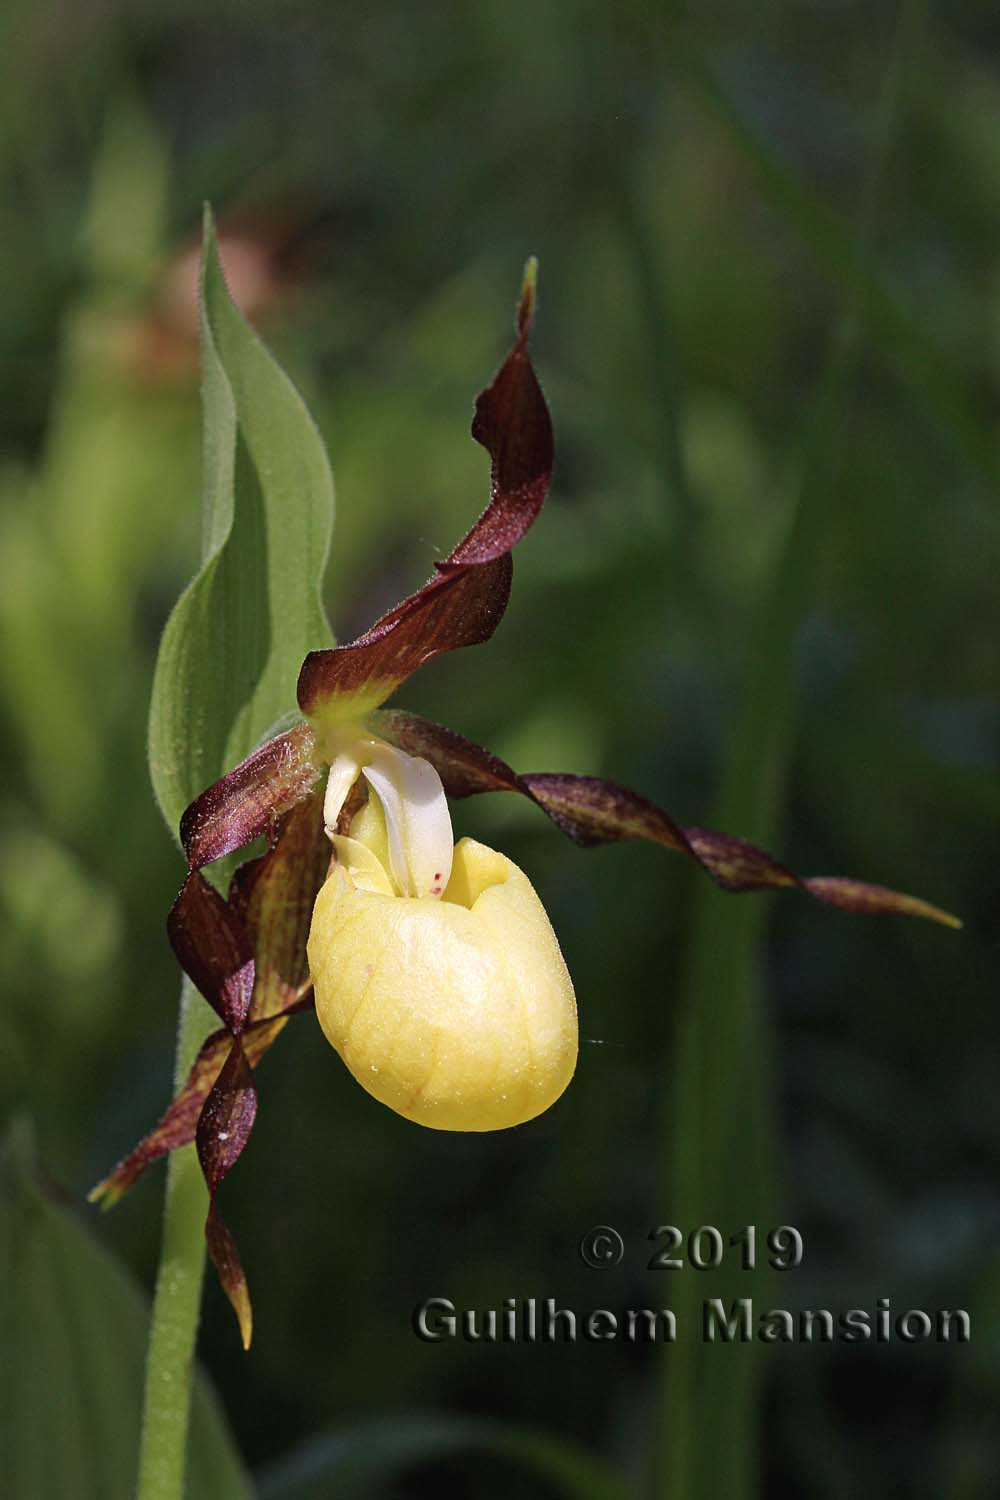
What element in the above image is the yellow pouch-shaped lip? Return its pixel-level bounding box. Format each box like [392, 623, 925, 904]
[307, 837, 578, 1131]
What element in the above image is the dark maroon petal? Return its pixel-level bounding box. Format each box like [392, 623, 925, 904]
[197, 1038, 258, 1351]
[180, 722, 322, 870]
[445, 261, 553, 567]
[230, 786, 331, 1021]
[371, 708, 529, 797]
[682, 825, 796, 891]
[521, 773, 690, 854]
[298, 266, 553, 729]
[297, 555, 512, 725]
[375, 709, 959, 927]
[100, 788, 330, 1339]
[196, 1038, 257, 1196]
[521, 774, 959, 926]
[373, 713, 690, 852]
[801, 876, 960, 926]
[167, 872, 255, 1033]
[205, 1201, 253, 1351]
[88, 1026, 232, 1208]
[88, 997, 314, 1208]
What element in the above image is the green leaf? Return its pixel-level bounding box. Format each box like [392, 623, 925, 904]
[0, 1119, 252, 1500]
[256, 1414, 625, 1500]
[138, 206, 337, 1495]
[148, 205, 335, 838]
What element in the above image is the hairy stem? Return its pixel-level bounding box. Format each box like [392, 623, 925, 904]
[136, 978, 215, 1500]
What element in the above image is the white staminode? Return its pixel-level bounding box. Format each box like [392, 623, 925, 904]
[361, 743, 454, 898]
[323, 749, 362, 837]
[322, 738, 454, 900]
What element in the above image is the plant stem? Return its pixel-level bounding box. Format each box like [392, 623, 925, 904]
[135, 978, 215, 1500]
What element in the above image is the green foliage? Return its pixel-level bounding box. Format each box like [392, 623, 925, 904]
[136, 209, 340, 1500]
[661, 21, 922, 1493]
[1, 9, 996, 1500]
[148, 209, 335, 838]
[257, 1415, 624, 1500]
[0, 1120, 251, 1500]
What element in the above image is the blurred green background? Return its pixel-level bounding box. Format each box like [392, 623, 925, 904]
[1, 1, 997, 1496]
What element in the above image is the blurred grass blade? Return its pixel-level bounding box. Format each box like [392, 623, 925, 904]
[660, 12, 920, 1496]
[0, 98, 177, 836]
[0, 1119, 251, 1500]
[148, 205, 334, 837]
[673, 28, 1000, 497]
[938, 1261, 1000, 1499]
[256, 1414, 625, 1500]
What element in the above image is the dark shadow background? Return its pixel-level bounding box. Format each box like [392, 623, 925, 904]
[1, 2, 997, 1496]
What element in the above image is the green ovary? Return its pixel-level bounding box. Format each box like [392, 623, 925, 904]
[307, 837, 578, 1131]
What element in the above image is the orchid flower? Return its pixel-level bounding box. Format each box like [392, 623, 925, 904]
[91, 264, 958, 1348]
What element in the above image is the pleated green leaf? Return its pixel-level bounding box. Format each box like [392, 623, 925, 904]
[148, 206, 334, 838]
[0, 1120, 252, 1500]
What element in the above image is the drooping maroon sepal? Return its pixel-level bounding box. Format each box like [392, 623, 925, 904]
[87, 999, 313, 1209]
[165, 873, 261, 1342]
[196, 1037, 258, 1195]
[91, 788, 334, 1346]
[374, 709, 960, 928]
[297, 264, 553, 729]
[205, 1202, 253, 1352]
[167, 872, 255, 1033]
[230, 785, 331, 1021]
[194, 1037, 257, 1346]
[93, 795, 328, 1193]
[180, 721, 322, 871]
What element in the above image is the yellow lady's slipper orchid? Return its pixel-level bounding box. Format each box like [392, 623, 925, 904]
[308, 742, 578, 1130]
[93, 262, 958, 1348]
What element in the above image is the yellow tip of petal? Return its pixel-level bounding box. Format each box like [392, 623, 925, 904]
[893, 893, 963, 929]
[87, 1180, 121, 1210]
[237, 1302, 253, 1352]
[518, 257, 538, 336]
